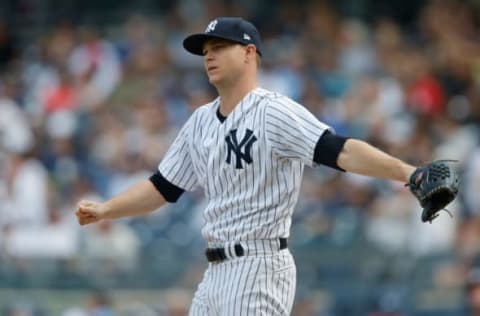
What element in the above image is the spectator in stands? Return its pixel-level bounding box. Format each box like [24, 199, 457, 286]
[68, 26, 121, 109]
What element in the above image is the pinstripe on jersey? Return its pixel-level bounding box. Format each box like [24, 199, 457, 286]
[158, 87, 331, 246]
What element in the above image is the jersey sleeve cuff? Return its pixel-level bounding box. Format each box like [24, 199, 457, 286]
[149, 171, 185, 203]
[313, 130, 348, 171]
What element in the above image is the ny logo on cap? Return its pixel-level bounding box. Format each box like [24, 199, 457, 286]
[205, 20, 218, 33]
[243, 33, 251, 40]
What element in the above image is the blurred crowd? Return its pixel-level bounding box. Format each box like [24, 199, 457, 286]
[1, 0, 480, 315]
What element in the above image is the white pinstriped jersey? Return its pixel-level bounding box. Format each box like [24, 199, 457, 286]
[158, 87, 331, 245]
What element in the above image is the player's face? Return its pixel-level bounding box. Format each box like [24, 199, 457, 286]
[203, 39, 247, 86]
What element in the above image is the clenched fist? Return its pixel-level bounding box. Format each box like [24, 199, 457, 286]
[76, 200, 108, 225]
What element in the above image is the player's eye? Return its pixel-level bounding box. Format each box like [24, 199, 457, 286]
[203, 42, 227, 55]
[212, 43, 226, 51]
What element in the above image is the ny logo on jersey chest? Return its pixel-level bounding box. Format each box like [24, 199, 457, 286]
[225, 129, 257, 169]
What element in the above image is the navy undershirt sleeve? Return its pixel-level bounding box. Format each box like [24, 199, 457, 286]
[313, 130, 348, 171]
[149, 171, 185, 202]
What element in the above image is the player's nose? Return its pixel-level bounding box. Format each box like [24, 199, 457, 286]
[204, 50, 214, 62]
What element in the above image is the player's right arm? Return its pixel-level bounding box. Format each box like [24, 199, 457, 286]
[76, 110, 200, 226]
[76, 180, 166, 225]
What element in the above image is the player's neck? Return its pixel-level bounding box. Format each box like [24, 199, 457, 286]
[217, 76, 257, 116]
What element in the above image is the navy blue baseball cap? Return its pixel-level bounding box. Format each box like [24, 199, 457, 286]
[183, 17, 263, 57]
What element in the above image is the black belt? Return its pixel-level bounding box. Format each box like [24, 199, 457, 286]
[205, 238, 288, 262]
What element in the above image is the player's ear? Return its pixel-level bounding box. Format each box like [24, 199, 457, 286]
[245, 44, 257, 63]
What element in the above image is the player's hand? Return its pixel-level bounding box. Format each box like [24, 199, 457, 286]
[76, 200, 108, 226]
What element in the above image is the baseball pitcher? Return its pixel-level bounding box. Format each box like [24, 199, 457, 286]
[76, 17, 459, 315]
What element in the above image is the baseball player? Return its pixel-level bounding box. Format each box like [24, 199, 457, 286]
[76, 17, 456, 315]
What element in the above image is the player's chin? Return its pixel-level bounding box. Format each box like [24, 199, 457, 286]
[208, 74, 222, 85]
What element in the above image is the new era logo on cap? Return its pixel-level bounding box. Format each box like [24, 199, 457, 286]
[183, 17, 263, 56]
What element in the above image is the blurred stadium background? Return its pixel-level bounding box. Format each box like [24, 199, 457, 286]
[0, 0, 480, 315]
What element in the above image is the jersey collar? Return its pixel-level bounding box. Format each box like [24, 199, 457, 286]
[214, 87, 262, 126]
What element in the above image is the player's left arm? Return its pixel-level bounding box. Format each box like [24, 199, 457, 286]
[336, 138, 416, 183]
[266, 98, 457, 220]
[336, 137, 460, 223]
